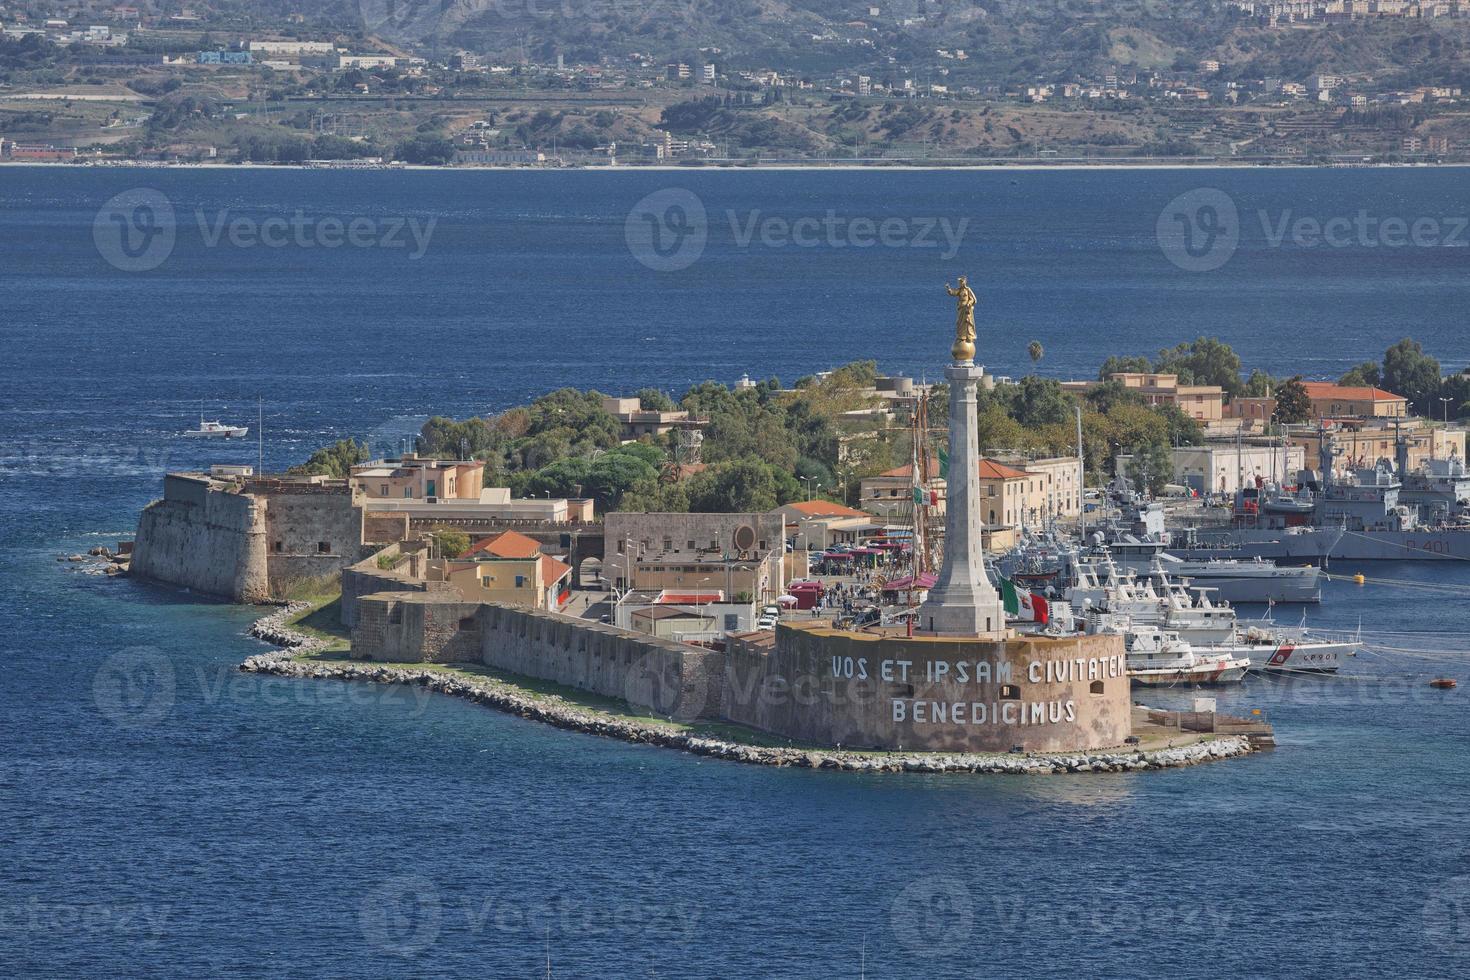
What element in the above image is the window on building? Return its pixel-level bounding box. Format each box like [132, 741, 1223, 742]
[273, 541, 283, 553]
[1089, 680, 1105, 695]
[687, 540, 696, 550]
[515, 575, 525, 587]
[458, 617, 477, 631]
[317, 541, 330, 553]
[379, 484, 388, 495]
[663, 537, 673, 551]
[1000, 684, 1021, 700]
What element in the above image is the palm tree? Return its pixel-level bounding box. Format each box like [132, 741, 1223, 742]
[1027, 340, 1044, 370]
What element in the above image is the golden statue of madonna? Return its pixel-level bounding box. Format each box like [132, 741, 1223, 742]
[946, 276, 977, 363]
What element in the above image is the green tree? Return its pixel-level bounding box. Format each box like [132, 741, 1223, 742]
[1126, 440, 1173, 498]
[292, 438, 368, 478]
[1339, 361, 1382, 388]
[687, 458, 781, 513]
[1381, 338, 1441, 416]
[429, 527, 470, 559]
[1274, 376, 1313, 424]
[1153, 337, 1242, 396]
[1011, 376, 1075, 428]
[1097, 354, 1151, 380]
[636, 387, 675, 411]
[1027, 340, 1044, 370]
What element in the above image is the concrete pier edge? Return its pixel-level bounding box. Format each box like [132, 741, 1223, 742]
[241, 606, 1260, 775]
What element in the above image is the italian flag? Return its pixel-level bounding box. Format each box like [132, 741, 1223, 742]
[1000, 577, 1050, 624]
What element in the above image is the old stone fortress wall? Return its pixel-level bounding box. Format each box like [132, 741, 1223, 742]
[131, 302, 1132, 755]
[131, 471, 1129, 755]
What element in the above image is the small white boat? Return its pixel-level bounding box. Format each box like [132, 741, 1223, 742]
[182, 404, 248, 439]
[1123, 626, 1250, 687]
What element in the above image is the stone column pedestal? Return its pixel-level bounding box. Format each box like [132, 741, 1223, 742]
[917, 362, 1006, 639]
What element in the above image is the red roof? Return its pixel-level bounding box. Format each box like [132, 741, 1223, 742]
[977, 459, 1030, 480]
[1300, 381, 1406, 402]
[466, 530, 543, 559]
[657, 591, 723, 604]
[540, 555, 571, 589]
[784, 499, 868, 518]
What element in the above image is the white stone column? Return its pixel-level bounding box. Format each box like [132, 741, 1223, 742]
[918, 362, 1006, 638]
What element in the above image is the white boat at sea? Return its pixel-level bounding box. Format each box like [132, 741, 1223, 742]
[181, 403, 248, 439]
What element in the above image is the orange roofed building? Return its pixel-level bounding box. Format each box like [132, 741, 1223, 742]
[1299, 382, 1409, 419]
[429, 530, 572, 611]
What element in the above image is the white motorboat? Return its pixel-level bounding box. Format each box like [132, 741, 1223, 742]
[181, 402, 247, 439]
[1117, 625, 1250, 687]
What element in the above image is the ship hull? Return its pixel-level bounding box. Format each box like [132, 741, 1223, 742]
[1129, 664, 1248, 686]
[1169, 528, 1343, 564]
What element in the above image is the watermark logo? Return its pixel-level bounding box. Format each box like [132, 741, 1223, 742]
[623, 651, 708, 722]
[1156, 187, 1239, 272]
[92, 646, 176, 729]
[93, 189, 437, 271]
[889, 879, 974, 957]
[1425, 873, 1470, 946]
[626, 187, 971, 271]
[360, 875, 442, 957]
[94, 188, 176, 272]
[626, 188, 708, 272]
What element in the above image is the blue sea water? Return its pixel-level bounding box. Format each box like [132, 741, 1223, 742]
[3, 165, 1470, 977]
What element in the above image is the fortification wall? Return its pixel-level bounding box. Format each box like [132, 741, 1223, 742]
[340, 557, 453, 628]
[130, 488, 269, 602]
[350, 597, 722, 720]
[261, 493, 367, 596]
[724, 626, 1131, 753]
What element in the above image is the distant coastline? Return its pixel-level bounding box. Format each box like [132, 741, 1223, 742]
[7, 159, 1470, 174]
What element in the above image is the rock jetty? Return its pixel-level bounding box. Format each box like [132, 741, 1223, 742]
[240, 609, 1255, 774]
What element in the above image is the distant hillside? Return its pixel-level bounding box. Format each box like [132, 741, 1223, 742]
[276, 0, 1470, 86]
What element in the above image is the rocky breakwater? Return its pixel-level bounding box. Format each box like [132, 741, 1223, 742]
[245, 601, 330, 656]
[239, 607, 1257, 773]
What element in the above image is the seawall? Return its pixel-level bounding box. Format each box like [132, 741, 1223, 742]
[351, 593, 724, 720]
[239, 651, 1255, 774]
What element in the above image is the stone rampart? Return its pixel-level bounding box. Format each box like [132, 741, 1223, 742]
[130, 482, 269, 602]
[350, 595, 723, 720]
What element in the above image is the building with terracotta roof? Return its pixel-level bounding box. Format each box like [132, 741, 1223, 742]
[465, 529, 542, 559]
[858, 459, 946, 519]
[1298, 382, 1409, 419]
[774, 499, 882, 551]
[428, 530, 572, 610]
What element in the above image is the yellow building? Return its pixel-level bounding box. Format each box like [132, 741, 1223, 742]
[1289, 420, 1465, 475]
[429, 530, 572, 610]
[1062, 372, 1224, 422]
[351, 454, 485, 501]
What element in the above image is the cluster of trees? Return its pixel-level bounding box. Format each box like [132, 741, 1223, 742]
[1340, 338, 1467, 420]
